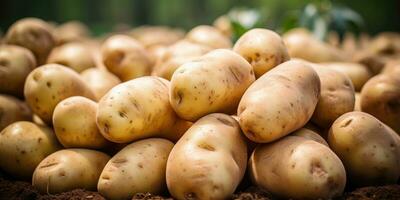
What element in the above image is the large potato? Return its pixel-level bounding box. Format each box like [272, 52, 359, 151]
[360, 74, 400, 133]
[24, 64, 96, 124]
[0, 45, 36, 97]
[97, 76, 183, 143]
[0, 95, 32, 131]
[310, 66, 355, 128]
[32, 149, 110, 194]
[0, 121, 60, 179]
[238, 60, 320, 143]
[186, 25, 232, 49]
[166, 114, 247, 200]
[233, 28, 290, 78]
[170, 49, 255, 121]
[47, 42, 95, 72]
[53, 96, 109, 149]
[101, 35, 152, 81]
[323, 62, 372, 91]
[249, 136, 346, 199]
[98, 138, 174, 200]
[5, 18, 56, 65]
[81, 68, 121, 100]
[328, 111, 400, 186]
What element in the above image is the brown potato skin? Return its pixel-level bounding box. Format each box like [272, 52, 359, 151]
[249, 136, 346, 199]
[291, 128, 328, 146]
[80, 68, 121, 100]
[55, 21, 90, 45]
[0, 45, 36, 97]
[0, 95, 32, 131]
[166, 114, 247, 200]
[24, 64, 96, 124]
[328, 111, 400, 186]
[323, 62, 372, 91]
[360, 74, 400, 133]
[186, 25, 232, 49]
[233, 28, 290, 78]
[238, 60, 320, 143]
[47, 42, 95, 72]
[5, 18, 56, 65]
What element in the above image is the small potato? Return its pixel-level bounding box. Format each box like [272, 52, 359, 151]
[186, 25, 232, 49]
[97, 76, 182, 143]
[381, 59, 400, 75]
[213, 15, 232, 37]
[98, 138, 174, 200]
[233, 28, 290, 78]
[170, 49, 255, 121]
[0, 95, 32, 131]
[53, 96, 109, 149]
[101, 35, 152, 81]
[47, 42, 95, 72]
[55, 21, 90, 45]
[238, 60, 320, 143]
[81, 68, 121, 100]
[5, 18, 56, 65]
[166, 114, 247, 200]
[0, 122, 60, 179]
[328, 111, 400, 186]
[130, 26, 185, 48]
[323, 62, 373, 91]
[291, 128, 328, 146]
[24, 64, 96, 124]
[32, 149, 110, 194]
[249, 136, 346, 199]
[310, 66, 355, 128]
[0, 45, 36, 97]
[360, 74, 400, 133]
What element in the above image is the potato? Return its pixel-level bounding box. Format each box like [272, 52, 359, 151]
[24, 64, 96, 124]
[130, 26, 184, 48]
[170, 49, 255, 121]
[352, 51, 389, 75]
[360, 74, 400, 133]
[0, 121, 60, 179]
[47, 42, 95, 72]
[81, 68, 121, 100]
[0, 45, 36, 97]
[186, 25, 232, 49]
[32, 149, 110, 194]
[97, 76, 183, 143]
[249, 136, 346, 199]
[310, 66, 355, 128]
[323, 62, 373, 91]
[381, 59, 400, 75]
[233, 28, 290, 78]
[213, 15, 232, 37]
[101, 35, 152, 81]
[55, 21, 90, 45]
[166, 114, 247, 200]
[238, 60, 320, 143]
[354, 93, 361, 111]
[0, 95, 32, 131]
[328, 111, 400, 186]
[291, 128, 328, 146]
[53, 96, 109, 149]
[5, 18, 56, 65]
[98, 138, 174, 199]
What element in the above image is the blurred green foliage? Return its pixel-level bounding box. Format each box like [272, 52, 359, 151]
[0, 0, 399, 36]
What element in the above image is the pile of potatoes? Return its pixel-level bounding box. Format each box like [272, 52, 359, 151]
[0, 17, 400, 200]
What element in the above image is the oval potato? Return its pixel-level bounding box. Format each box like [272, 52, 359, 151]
[0, 95, 32, 131]
[186, 25, 232, 49]
[47, 42, 95, 72]
[323, 62, 372, 91]
[81, 68, 121, 100]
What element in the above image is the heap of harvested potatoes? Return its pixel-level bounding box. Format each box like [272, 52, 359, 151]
[0, 17, 399, 200]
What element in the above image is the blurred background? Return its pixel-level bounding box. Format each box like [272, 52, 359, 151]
[1, 0, 400, 36]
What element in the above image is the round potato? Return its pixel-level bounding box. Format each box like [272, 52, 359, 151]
[323, 62, 372, 91]
[170, 49, 255, 121]
[328, 111, 400, 186]
[166, 114, 247, 200]
[97, 76, 182, 143]
[0, 95, 32, 131]
[0, 121, 60, 179]
[32, 149, 110, 194]
[55, 21, 90, 45]
[81, 68, 121, 100]
[0, 45, 36, 97]
[24, 64, 96, 124]
[291, 127, 328, 146]
[213, 15, 232, 37]
[186, 25, 232, 49]
[233, 28, 290, 78]
[360, 74, 400, 133]
[238, 60, 320, 143]
[250, 136, 346, 199]
[47, 42, 95, 72]
[381, 59, 400, 75]
[130, 26, 184, 48]
[53, 96, 109, 149]
[101, 35, 152, 81]
[5, 18, 56, 65]
[98, 138, 174, 199]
